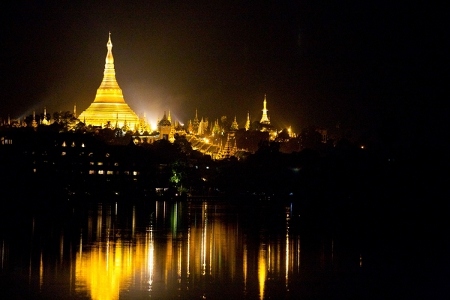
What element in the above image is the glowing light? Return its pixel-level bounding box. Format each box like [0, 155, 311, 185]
[243, 242, 247, 291]
[201, 203, 207, 276]
[258, 245, 266, 300]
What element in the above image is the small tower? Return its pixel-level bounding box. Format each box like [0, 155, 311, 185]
[31, 111, 38, 128]
[197, 117, 204, 135]
[260, 94, 270, 125]
[245, 111, 250, 131]
[187, 120, 193, 134]
[193, 109, 199, 133]
[42, 107, 49, 125]
[231, 116, 239, 131]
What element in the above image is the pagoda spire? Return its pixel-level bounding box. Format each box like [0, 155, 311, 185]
[231, 115, 238, 131]
[31, 111, 38, 128]
[260, 94, 270, 124]
[42, 107, 49, 125]
[245, 111, 250, 131]
[97, 32, 121, 95]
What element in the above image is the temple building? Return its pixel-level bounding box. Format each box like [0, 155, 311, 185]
[78, 33, 139, 129]
[217, 132, 237, 159]
[158, 111, 173, 141]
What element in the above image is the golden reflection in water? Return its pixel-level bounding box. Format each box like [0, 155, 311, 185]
[201, 203, 207, 275]
[75, 239, 134, 300]
[286, 232, 289, 288]
[243, 241, 248, 292]
[97, 204, 102, 240]
[187, 227, 191, 278]
[60, 231, 64, 264]
[132, 206, 135, 238]
[39, 251, 43, 290]
[177, 240, 182, 281]
[258, 244, 267, 300]
[73, 202, 300, 299]
[147, 230, 154, 290]
[188, 202, 239, 280]
[165, 232, 173, 285]
[286, 206, 290, 289]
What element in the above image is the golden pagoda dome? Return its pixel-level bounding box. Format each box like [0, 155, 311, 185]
[78, 33, 139, 129]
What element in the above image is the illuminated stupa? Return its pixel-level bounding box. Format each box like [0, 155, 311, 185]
[260, 94, 270, 125]
[78, 33, 139, 129]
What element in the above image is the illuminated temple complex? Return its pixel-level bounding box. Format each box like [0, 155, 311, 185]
[78, 33, 139, 128]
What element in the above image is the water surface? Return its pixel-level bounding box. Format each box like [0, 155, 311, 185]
[0, 198, 416, 299]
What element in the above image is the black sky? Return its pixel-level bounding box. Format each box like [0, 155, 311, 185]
[0, 1, 443, 135]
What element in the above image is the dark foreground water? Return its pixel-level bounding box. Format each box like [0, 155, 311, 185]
[0, 197, 447, 299]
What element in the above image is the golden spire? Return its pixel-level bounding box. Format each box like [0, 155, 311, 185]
[231, 115, 239, 131]
[78, 33, 139, 127]
[96, 32, 121, 100]
[245, 111, 250, 131]
[260, 94, 270, 124]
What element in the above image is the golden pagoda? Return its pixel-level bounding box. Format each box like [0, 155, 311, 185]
[260, 94, 270, 125]
[78, 33, 139, 129]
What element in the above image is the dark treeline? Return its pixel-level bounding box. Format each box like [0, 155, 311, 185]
[1, 126, 446, 228]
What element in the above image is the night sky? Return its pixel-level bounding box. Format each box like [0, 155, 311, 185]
[0, 1, 442, 137]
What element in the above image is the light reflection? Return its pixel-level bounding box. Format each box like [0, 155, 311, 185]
[286, 233, 289, 287]
[165, 232, 172, 285]
[187, 226, 191, 278]
[39, 252, 43, 290]
[132, 205, 136, 238]
[97, 204, 102, 240]
[60, 231, 64, 264]
[75, 240, 133, 300]
[286, 206, 290, 288]
[201, 203, 207, 276]
[177, 240, 182, 280]
[147, 230, 155, 291]
[72, 201, 302, 299]
[147, 230, 154, 291]
[243, 241, 247, 291]
[258, 244, 266, 300]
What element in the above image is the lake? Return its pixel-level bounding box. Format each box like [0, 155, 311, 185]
[0, 197, 445, 299]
